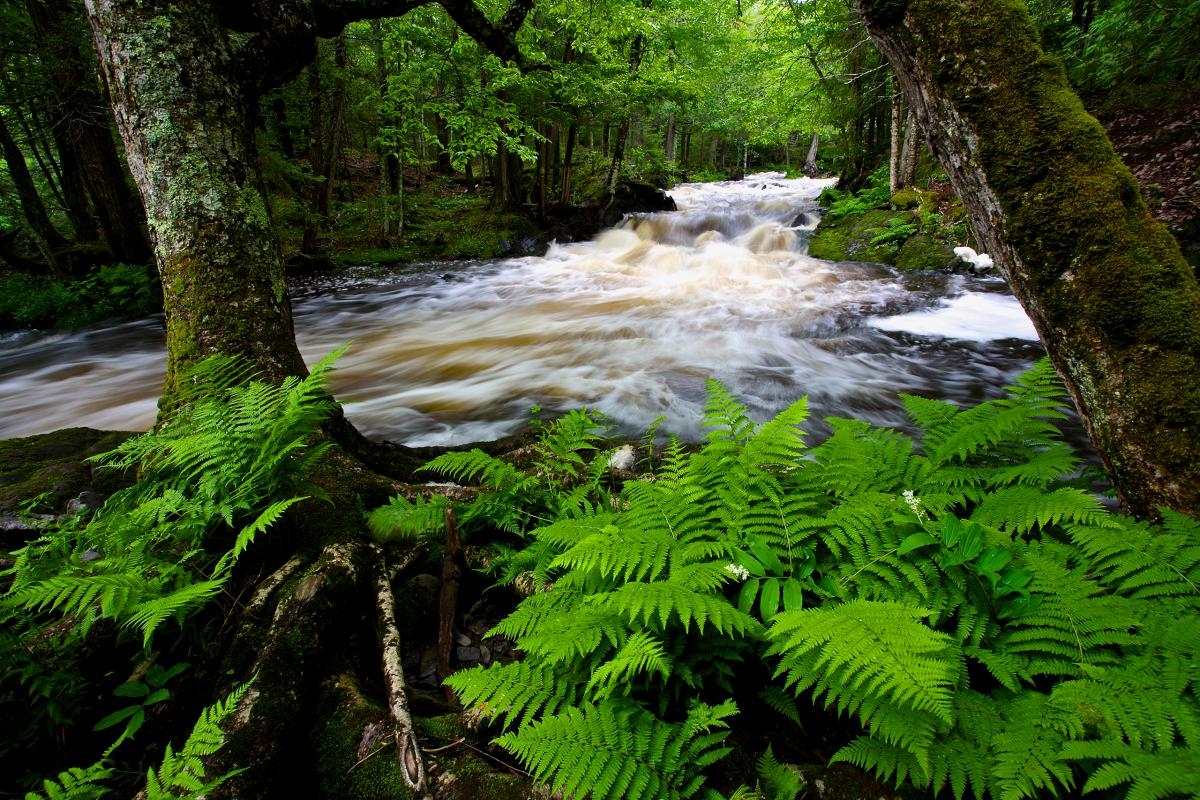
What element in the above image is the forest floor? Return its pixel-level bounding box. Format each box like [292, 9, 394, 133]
[1097, 93, 1200, 268]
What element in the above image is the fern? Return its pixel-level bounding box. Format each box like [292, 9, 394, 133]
[5, 353, 336, 647]
[144, 681, 251, 799]
[447, 359, 1200, 800]
[756, 745, 805, 800]
[24, 763, 113, 800]
[495, 700, 737, 800]
[767, 600, 959, 768]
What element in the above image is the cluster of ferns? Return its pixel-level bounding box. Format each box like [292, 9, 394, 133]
[3, 352, 340, 798]
[374, 359, 1200, 800]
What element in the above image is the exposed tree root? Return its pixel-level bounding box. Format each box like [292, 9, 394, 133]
[370, 542, 428, 794]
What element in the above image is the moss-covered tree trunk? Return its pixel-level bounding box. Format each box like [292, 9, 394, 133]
[82, 0, 308, 415]
[858, 0, 1200, 517]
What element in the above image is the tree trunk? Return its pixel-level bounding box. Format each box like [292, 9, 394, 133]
[898, 107, 919, 187]
[859, 0, 1200, 517]
[665, 111, 676, 164]
[29, 0, 153, 264]
[888, 87, 902, 193]
[804, 132, 820, 175]
[0, 112, 71, 269]
[605, 118, 629, 193]
[559, 119, 578, 207]
[83, 0, 307, 411]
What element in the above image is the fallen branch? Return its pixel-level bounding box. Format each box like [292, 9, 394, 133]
[370, 543, 427, 794]
[436, 505, 465, 694]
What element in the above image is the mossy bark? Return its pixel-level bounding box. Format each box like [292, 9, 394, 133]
[82, 0, 308, 417]
[859, 0, 1200, 517]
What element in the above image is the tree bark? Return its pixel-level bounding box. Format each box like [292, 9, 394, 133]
[804, 132, 820, 175]
[898, 107, 919, 187]
[559, 118, 577, 207]
[83, 0, 308, 410]
[888, 87, 902, 193]
[858, 0, 1200, 517]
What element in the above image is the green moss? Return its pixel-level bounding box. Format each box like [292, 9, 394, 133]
[890, 188, 921, 210]
[809, 208, 909, 264]
[895, 234, 955, 271]
[0, 428, 135, 514]
[807, 220, 851, 261]
[310, 675, 417, 800]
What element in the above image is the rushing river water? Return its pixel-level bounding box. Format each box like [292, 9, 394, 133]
[0, 173, 1045, 445]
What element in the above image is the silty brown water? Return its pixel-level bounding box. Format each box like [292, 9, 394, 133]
[0, 173, 1044, 445]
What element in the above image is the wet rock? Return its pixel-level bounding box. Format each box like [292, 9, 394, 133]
[0, 428, 135, 515]
[456, 645, 481, 662]
[454, 631, 472, 647]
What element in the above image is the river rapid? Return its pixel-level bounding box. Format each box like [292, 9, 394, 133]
[0, 173, 1045, 446]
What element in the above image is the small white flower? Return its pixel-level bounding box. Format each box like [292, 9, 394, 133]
[724, 563, 751, 581]
[902, 489, 924, 518]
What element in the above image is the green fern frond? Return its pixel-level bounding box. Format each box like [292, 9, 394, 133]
[703, 379, 757, 446]
[1070, 518, 1200, 601]
[970, 486, 1111, 535]
[587, 631, 673, 700]
[756, 745, 805, 800]
[990, 692, 1079, 800]
[420, 448, 533, 492]
[145, 680, 252, 799]
[591, 581, 762, 636]
[1062, 741, 1200, 800]
[365, 494, 448, 543]
[767, 600, 959, 765]
[495, 700, 736, 800]
[445, 661, 584, 730]
[24, 763, 113, 800]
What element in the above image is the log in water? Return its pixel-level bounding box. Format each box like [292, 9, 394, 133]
[0, 173, 1043, 445]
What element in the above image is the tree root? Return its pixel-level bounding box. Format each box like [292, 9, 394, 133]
[370, 542, 428, 794]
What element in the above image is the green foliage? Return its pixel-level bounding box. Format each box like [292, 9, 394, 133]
[449, 358, 1200, 800]
[93, 662, 189, 749]
[370, 407, 613, 580]
[0, 265, 158, 331]
[22, 681, 251, 800]
[3, 351, 337, 647]
[144, 681, 252, 799]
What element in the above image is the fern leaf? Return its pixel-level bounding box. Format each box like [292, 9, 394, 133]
[495, 700, 736, 800]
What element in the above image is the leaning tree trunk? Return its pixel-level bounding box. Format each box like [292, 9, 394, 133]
[858, 0, 1200, 517]
[83, 0, 308, 413]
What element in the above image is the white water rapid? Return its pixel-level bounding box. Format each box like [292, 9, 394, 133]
[0, 173, 1045, 445]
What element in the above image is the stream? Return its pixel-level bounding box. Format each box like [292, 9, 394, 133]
[0, 173, 1045, 446]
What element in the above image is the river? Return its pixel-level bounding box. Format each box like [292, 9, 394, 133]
[0, 173, 1044, 446]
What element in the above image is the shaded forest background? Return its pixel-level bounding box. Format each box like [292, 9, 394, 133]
[1, 0, 1197, 332]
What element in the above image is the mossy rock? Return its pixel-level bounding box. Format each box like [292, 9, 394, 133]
[0, 427, 135, 514]
[890, 188, 922, 210]
[895, 234, 955, 271]
[808, 208, 907, 264]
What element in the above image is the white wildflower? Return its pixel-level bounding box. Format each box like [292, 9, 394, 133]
[902, 489, 924, 519]
[724, 563, 751, 581]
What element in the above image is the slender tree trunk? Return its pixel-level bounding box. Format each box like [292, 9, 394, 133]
[272, 94, 295, 158]
[83, 0, 307, 410]
[559, 119, 578, 207]
[29, 0, 152, 263]
[859, 0, 1200, 517]
[0, 113, 71, 269]
[665, 112, 676, 164]
[605, 118, 629, 193]
[898, 107, 919, 187]
[889, 87, 902, 193]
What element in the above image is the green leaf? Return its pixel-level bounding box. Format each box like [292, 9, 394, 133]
[112, 682, 150, 699]
[782, 578, 805, 612]
[144, 688, 170, 706]
[737, 580, 760, 615]
[93, 705, 139, 731]
[760, 578, 781, 621]
[976, 547, 1012, 573]
[898, 532, 939, 555]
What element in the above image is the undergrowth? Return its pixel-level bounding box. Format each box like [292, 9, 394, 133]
[1, 351, 338, 794]
[417, 358, 1200, 800]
